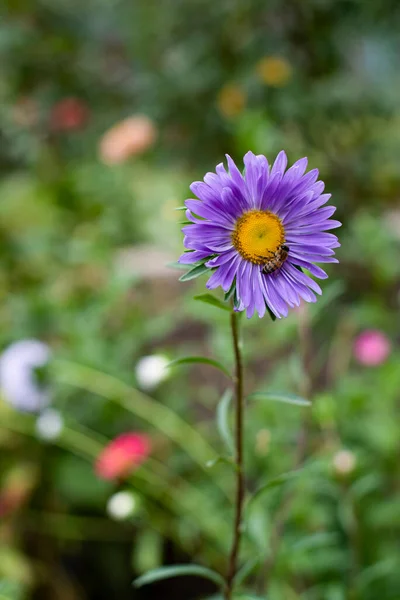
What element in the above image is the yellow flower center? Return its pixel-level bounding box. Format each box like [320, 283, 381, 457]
[232, 210, 285, 264]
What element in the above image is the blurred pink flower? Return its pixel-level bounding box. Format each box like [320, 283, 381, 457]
[95, 433, 151, 480]
[353, 329, 391, 366]
[50, 97, 89, 131]
[99, 115, 157, 165]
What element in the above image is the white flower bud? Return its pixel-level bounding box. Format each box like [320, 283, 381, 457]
[333, 450, 356, 475]
[36, 408, 63, 441]
[107, 491, 138, 521]
[135, 355, 169, 391]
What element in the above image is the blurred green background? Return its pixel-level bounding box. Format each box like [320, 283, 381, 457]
[1, 1, 400, 599]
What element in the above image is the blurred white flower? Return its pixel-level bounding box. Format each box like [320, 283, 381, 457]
[135, 355, 170, 391]
[0, 340, 51, 412]
[35, 408, 63, 441]
[107, 491, 138, 521]
[333, 449, 356, 475]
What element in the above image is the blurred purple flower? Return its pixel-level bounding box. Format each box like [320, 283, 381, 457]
[179, 151, 341, 318]
[353, 329, 391, 366]
[0, 340, 51, 412]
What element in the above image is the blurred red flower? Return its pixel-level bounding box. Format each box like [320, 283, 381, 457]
[50, 97, 89, 131]
[95, 433, 151, 480]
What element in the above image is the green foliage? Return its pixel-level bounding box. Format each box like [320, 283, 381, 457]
[168, 356, 232, 378]
[194, 294, 232, 312]
[179, 264, 212, 282]
[133, 564, 225, 589]
[248, 392, 311, 407]
[1, 0, 400, 598]
[216, 389, 234, 454]
[0, 581, 24, 600]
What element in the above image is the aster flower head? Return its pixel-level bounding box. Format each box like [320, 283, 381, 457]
[179, 151, 341, 318]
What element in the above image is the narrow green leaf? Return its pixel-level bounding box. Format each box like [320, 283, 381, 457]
[349, 473, 381, 500]
[166, 261, 190, 270]
[233, 556, 262, 586]
[266, 304, 277, 321]
[224, 279, 236, 303]
[292, 531, 339, 552]
[174, 206, 187, 211]
[206, 456, 236, 470]
[246, 470, 302, 513]
[194, 294, 231, 312]
[133, 564, 225, 588]
[168, 357, 231, 378]
[248, 392, 311, 407]
[355, 557, 399, 592]
[216, 390, 234, 453]
[179, 263, 210, 282]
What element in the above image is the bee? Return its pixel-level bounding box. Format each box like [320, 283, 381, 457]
[257, 244, 289, 275]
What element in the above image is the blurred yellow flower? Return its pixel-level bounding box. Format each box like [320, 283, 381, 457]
[255, 428, 271, 456]
[255, 56, 292, 87]
[99, 115, 157, 165]
[217, 83, 246, 118]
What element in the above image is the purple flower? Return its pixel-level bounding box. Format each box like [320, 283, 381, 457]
[179, 151, 341, 318]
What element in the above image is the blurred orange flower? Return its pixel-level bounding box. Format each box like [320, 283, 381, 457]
[95, 433, 151, 480]
[12, 97, 39, 128]
[217, 83, 246, 118]
[255, 56, 292, 87]
[99, 115, 157, 165]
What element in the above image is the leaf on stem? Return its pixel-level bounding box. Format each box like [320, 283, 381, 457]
[235, 595, 266, 600]
[133, 564, 225, 588]
[216, 389, 234, 454]
[179, 263, 210, 282]
[206, 456, 237, 471]
[248, 391, 311, 407]
[246, 470, 302, 513]
[166, 261, 190, 270]
[224, 279, 236, 303]
[167, 357, 231, 378]
[266, 304, 276, 321]
[233, 556, 262, 586]
[193, 294, 231, 312]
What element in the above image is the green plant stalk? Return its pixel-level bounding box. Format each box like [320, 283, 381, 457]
[53, 359, 230, 498]
[225, 310, 245, 599]
[0, 416, 229, 555]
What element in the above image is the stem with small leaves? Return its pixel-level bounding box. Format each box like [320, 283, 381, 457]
[225, 310, 245, 600]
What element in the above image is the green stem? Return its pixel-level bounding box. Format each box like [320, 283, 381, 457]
[225, 311, 245, 599]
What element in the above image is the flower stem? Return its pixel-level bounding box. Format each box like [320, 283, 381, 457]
[225, 310, 245, 600]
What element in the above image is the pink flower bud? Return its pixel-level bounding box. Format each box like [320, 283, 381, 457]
[353, 329, 391, 366]
[95, 433, 151, 480]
